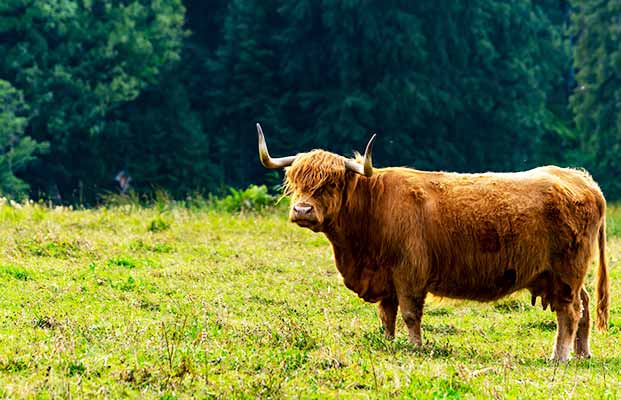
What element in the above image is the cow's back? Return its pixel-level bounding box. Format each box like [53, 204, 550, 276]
[386, 166, 605, 301]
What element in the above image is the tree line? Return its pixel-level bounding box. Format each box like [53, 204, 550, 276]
[0, 0, 619, 203]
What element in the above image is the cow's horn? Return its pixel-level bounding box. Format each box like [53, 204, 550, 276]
[257, 123, 297, 169]
[345, 134, 376, 177]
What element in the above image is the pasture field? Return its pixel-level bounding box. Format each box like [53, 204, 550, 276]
[0, 201, 620, 399]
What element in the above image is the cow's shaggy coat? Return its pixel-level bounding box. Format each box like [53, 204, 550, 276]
[267, 137, 609, 362]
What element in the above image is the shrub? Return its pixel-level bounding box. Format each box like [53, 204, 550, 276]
[99, 184, 281, 213]
[148, 216, 171, 232]
[0, 265, 30, 281]
[209, 185, 276, 213]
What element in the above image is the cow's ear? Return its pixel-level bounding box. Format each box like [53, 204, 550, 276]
[345, 134, 375, 177]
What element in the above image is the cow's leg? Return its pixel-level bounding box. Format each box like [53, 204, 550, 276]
[574, 287, 592, 358]
[397, 294, 425, 346]
[552, 292, 581, 362]
[378, 296, 398, 339]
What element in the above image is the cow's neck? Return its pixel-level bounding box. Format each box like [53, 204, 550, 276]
[324, 174, 376, 248]
[323, 175, 392, 301]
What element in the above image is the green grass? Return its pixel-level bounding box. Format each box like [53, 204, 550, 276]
[0, 202, 620, 398]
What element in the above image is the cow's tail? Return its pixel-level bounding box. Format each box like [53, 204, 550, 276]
[595, 218, 610, 331]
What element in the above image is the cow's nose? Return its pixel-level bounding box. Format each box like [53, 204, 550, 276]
[293, 204, 313, 215]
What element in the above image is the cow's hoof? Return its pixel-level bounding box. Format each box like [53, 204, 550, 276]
[575, 351, 592, 359]
[549, 354, 571, 363]
[409, 338, 423, 347]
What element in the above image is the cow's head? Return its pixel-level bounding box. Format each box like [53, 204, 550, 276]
[257, 123, 375, 232]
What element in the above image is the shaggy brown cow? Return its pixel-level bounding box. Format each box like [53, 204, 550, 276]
[256, 123, 610, 361]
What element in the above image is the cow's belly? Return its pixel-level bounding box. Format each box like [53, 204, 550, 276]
[428, 272, 523, 302]
[423, 213, 552, 301]
[426, 253, 546, 302]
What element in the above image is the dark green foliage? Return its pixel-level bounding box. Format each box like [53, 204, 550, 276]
[206, 1, 574, 177]
[209, 184, 276, 212]
[114, 75, 218, 196]
[67, 362, 86, 377]
[0, 80, 48, 198]
[0, 1, 617, 201]
[19, 239, 80, 258]
[0, 264, 31, 281]
[0, 0, 186, 202]
[108, 256, 138, 269]
[571, 0, 621, 198]
[147, 217, 171, 233]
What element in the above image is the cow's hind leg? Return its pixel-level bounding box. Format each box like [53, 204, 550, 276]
[552, 290, 581, 362]
[574, 287, 592, 358]
[378, 296, 398, 339]
[397, 294, 425, 346]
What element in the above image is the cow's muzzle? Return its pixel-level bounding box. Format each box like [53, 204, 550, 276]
[290, 202, 319, 227]
[293, 203, 313, 216]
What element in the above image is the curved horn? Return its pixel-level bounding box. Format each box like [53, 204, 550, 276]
[345, 134, 376, 177]
[257, 123, 297, 169]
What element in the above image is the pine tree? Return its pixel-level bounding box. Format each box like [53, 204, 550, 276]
[0, 0, 186, 201]
[0, 80, 48, 198]
[571, 0, 621, 197]
[202, 1, 573, 188]
[206, 0, 282, 186]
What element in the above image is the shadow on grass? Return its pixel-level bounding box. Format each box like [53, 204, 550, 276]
[425, 306, 453, 316]
[522, 320, 556, 332]
[422, 323, 463, 335]
[517, 355, 621, 369]
[492, 298, 529, 313]
[362, 328, 453, 358]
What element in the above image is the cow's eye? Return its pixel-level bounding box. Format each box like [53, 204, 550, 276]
[317, 184, 336, 196]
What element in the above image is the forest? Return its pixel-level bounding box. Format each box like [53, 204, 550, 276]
[0, 0, 619, 203]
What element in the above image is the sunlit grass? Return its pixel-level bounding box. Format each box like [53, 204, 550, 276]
[607, 204, 621, 238]
[0, 201, 619, 398]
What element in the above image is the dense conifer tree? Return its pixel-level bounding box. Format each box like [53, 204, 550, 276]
[0, 0, 185, 201]
[571, 0, 621, 197]
[0, 80, 48, 197]
[0, 1, 614, 201]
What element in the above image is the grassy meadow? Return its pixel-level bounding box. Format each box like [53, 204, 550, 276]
[0, 200, 620, 399]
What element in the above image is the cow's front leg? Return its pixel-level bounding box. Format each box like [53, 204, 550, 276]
[398, 294, 426, 346]
[378, 296, 398, 339]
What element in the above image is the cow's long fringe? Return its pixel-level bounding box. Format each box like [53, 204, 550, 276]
[596, 218, 610, 331]
[283, 150, 347, 197]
